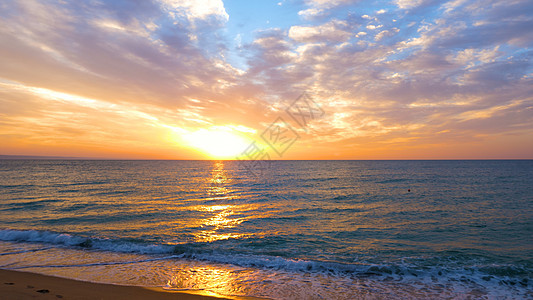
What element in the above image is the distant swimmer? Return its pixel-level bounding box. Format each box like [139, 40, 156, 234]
[408, 189, 411, 192]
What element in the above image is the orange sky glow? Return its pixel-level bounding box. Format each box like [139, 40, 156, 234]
[1, 0, 532, 160]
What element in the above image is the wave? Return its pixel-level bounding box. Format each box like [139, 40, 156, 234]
[0, 229, 531, 300]
[0, 229, 358, 273]
[0, 229, 530, 282]
[0, 229, 174, 254]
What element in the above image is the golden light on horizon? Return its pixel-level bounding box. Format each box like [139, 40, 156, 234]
[181, 126, 253, 159]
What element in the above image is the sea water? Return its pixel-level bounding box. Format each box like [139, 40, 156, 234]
[0, 160, 531, 299]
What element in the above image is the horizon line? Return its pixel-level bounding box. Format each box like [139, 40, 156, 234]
[1, 155, 532, 161]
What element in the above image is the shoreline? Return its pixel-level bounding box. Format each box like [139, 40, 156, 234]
[0, 269, 239, 300]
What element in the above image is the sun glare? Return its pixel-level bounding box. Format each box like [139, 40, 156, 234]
[182, 126, 252, 159]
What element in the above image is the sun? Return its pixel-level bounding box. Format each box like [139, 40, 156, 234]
[181, 126, 253, 159]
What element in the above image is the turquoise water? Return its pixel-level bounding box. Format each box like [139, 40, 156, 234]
[0, 160, 532, 299]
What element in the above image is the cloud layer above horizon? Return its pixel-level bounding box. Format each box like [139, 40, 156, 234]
[1, 0, 532, 159]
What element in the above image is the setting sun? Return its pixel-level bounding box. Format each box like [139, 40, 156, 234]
[181, 126, 253, 159]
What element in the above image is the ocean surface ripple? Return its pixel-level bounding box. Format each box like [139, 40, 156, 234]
[0, 160, 532, 299]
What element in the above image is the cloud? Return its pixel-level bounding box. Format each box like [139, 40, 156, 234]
[289, 20, 351, 43]
[304, 0, 356, 9]
[374, 28, 400, 41]
[394, 0, 426, 9]
[0, 0, 270, 158]
[0, 0, 532, 159]
[298, 8, 326, 20]
[448, 46, 501, 67]
[0, 0, 238, 107]
[159, 0, 228, 23]
[298, 0, 357, 20]
[240, 0, 533, 158]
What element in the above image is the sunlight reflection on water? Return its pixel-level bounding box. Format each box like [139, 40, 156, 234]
[1, 160, 532, 299]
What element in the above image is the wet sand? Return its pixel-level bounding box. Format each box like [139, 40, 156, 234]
[0, 269, 233, 300]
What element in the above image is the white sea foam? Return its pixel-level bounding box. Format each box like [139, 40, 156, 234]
[0, 229, 85, 245]
[0, 229, 174, 254]
[0, 229, 530, 299]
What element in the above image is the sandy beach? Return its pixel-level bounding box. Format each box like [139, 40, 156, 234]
[0, 269, 232, 300]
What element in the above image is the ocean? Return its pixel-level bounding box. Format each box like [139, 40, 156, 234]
[0, 160, 531, 299]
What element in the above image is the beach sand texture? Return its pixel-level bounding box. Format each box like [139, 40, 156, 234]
[0, 269, 232, 300]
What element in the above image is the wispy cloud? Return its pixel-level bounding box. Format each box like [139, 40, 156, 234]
[0, 0, 531, 158]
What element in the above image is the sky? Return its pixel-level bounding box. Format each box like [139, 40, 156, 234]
[0, 0, 532, 160]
